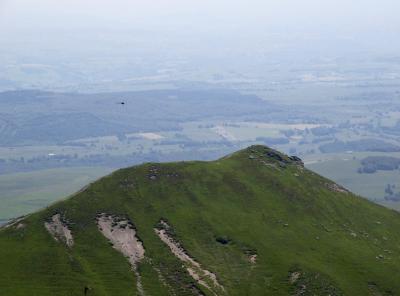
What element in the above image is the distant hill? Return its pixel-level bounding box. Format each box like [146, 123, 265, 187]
[0, 89, 284, 146]
[1, 145, 400, 295]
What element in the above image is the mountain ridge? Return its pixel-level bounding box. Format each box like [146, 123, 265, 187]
[1, 145, 400, 295]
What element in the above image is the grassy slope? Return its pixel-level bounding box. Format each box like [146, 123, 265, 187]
[1, 145, 400, 295]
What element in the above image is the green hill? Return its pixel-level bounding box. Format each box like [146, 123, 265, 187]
[1, 145, 400, 296]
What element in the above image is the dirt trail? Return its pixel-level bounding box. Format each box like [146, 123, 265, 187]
[45, 214, 74, 247]
[97, 213, 145, 295]
[155, 220, 224, 295]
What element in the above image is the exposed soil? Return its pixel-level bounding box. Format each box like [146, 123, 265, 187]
[327, 183, 349, 194]
[2, 216, 26, 229]
[155, 220, 224, 295]
[96, 213, 145, 295]
[249, 254, 257, 264]
[16, 223, 25, 229]
[44, 214, 74, 247]
[290, 271, 301, 284]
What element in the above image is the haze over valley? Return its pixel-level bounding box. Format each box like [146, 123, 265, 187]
[2, 55, 400, 219]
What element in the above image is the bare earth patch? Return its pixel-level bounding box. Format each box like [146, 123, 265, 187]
[249, 254, 257, 264]
[327, 183, 349, 194]
[45, 214, 74, 247]
[1, 216, 26, 230]
[97, 213, 145, 296]
[290, 271, 301, 284]
[16, 223, 25, 229]
[155, 220, 224, 295]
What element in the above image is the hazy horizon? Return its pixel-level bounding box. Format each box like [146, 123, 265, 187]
[2, 0, 400, 31]
[1, 1, 400, 52]
[1, 0, 400, 92]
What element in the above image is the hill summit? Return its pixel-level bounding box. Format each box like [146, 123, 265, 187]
[1, 145, 400, 295]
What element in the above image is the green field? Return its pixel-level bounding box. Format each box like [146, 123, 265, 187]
[0, 167, 113, 220]
[1, 146, 400, 295]
[306, 152, 400, 210]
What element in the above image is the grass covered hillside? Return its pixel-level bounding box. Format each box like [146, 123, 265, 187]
[1, 145, 400, 295]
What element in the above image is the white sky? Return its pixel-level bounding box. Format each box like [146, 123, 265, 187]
[1, 0, 399, 34]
